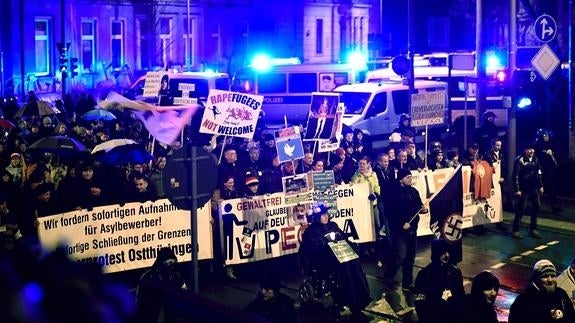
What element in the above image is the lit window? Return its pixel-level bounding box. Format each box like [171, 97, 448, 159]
[137, 18, 149, 69]
[81, 19, 96, 72]
[316, 19, 323, 54]
[183, 17, 197, 67]
[34, 19, 50, 76]
[111, 20, 125, 68]
[160, 17, 173, 67]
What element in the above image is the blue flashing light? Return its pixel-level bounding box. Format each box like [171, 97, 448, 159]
[347, 51, 368, 71]
[271, 57, 300, 65]
[486, 51, 504, 72]
[516, 97, 532, 109]
[251, 54, 272, 72]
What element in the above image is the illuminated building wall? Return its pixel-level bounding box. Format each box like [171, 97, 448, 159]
[0, 0, 371, 97]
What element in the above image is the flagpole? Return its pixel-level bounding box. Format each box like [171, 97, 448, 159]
[407, 165, 462, 224]
[424, 125, 428, 169]
[218, 136, 227, 164]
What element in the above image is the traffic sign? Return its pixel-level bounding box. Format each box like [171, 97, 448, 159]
[163, 145, 218, 210]
[391, 55, 410, 76]
[531, 44, 560, 80]
[534, 14, 557, 43]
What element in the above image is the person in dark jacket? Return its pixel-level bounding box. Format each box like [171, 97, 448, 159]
[511, 142, 544, 239]
[136, 247, 188, 323]
[413, 239, 465, 323]
[535, 128, 562, 214]
[462, 271, 501, 323]
[125, 172, 158, 203]
[509, 259, 575, 323]
[473, 111, 500, 154]
[392, 113, 416, 139]
[384, 168, 427, 291]
[244, 271, 297, 323]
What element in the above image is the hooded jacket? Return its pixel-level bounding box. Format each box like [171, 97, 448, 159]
[462, 271, 500, 323]
[414, 239, 466, 323]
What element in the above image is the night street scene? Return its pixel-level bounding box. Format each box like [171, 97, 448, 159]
[0, 0, 575, 322]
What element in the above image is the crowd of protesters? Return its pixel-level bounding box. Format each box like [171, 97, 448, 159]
[0, 92, 174, 254]
[0, 90, 571, 322]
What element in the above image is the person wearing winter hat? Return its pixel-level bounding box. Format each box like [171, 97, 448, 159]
[462, 271, 501, 323]
[509, 259, 575, 323]
[243, 173, 260, 197]
[384, 167, 428, 291]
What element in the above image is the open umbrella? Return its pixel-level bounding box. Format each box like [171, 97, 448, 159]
[98, 144, 153, 166]
[14, 101, 61, 118]
[81, 109, 117, 122]
[92, 138, 137, 154]
[29, 136, 88, 157]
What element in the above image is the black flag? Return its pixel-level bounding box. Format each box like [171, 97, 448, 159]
[429, 166, 464, 263]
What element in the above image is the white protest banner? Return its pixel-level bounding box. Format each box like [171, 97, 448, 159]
[218, 166, 502, 265]
[199, 89, 263, 139]
[410, 91, 447, 127]
[38, 199, 213, 273]
[220, 183, 374, 265]
[415, 165, 503, 236]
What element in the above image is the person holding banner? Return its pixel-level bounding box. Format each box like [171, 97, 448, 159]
[384, 168, 428, 291]
[351, 156, 380, 242]
[374, 153, 395, 240]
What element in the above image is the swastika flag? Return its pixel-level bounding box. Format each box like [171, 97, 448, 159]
[429, 166, 464, 263]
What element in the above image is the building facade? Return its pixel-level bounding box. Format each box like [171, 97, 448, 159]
[0, 0, 371, 99]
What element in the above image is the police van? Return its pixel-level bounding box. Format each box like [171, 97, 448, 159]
[232, 62, 360, 126]
[335, 80, 448, 149]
